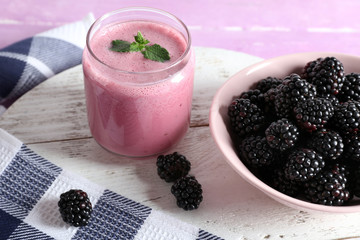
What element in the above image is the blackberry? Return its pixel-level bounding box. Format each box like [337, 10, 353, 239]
[305, 56, 345, 96]
[301, 58, 322, 81]
[294, 98, 334, 132]
[255, 76, 282, 93]
[171, 176, 203, 210]
[318, 93, 340, 107]
[342, 132, 360, 162]
[307, 129, 344, 161]
[240, 135, 275, 167]
[58, 189, 93, 227]
[263, 88, 277, 107]
[284, 148, 325, 182]
[265, 118, 299, 151]
[270, 168, 302, 197]
[228, 98, 265, 137]
[338, 73, 360, 102]
[304, 169, 350, 206]
[330, 100, 360, 133]
[274, 74, 317, 118]
[157, 152, 191, 182]
[327, 162, 351, 178]
[262, 87, 280, 116]
[239, 89, 264, 106]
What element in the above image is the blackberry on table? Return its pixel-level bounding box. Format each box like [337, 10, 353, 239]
[255, 76, 282, 93]
[228, 98, 265, 137]
[330, 100, 360, 133]
[307, 129, 344, 161]
[58, 189, 93, 227]
[171, 176, 203, 211]
[305, 56, 345, 96]
[265, 118, 299, 151]
[338, 73, 360, 103]
[294, 98, 334, 132]
[240, 135, 275, 167]
[304, 168, 350, 206]
[157, 152, 191, 182]
[284, 148, 325, 182]
[274, 74, 317, 118]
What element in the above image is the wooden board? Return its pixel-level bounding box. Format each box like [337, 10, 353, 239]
[2, 47, 360, 240]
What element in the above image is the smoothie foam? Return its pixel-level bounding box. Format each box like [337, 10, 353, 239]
[90, 21, 187, 72]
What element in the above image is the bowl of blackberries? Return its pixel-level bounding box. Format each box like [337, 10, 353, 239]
[210, 52, 360, 213]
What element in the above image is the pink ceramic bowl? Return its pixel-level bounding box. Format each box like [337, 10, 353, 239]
[209, 52, 360, 213]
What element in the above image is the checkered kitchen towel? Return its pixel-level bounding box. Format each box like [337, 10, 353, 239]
[0, 15, 223, 240]
[0, 129, 222, 239]
[0, 14, 95, 115]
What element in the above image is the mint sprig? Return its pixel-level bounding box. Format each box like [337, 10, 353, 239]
[110, 40, 131, 52]
[110, 31, 170, 62]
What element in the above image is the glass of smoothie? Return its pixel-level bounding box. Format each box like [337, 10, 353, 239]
[82, 7, 195, 157]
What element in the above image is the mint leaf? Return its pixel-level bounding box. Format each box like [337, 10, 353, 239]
[134, 31, 149, 45]
[130, 42, 142, 52]
[110, 31, 170, 62]
[142, 44, 170, 62]
[110, 40, 131, 52]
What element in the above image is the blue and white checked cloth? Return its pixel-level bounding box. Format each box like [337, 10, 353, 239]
[0, 128, 221, 239]
[0, 14, 223, 240]
[0, 14, 95, 115]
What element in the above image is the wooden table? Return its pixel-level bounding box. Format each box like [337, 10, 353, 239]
[2, 47, 360, 240]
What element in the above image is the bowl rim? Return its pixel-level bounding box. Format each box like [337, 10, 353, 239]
[209, 51, 360, 213]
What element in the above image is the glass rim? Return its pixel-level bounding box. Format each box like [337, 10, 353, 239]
[85, 6, 192, 75]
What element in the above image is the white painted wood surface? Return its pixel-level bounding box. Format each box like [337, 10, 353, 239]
[1, 47, 360, 240]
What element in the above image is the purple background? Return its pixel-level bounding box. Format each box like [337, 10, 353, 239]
[1, 0, 360, 58]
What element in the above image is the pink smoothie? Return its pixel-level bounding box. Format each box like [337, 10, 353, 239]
[82, 20, 195, 156]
